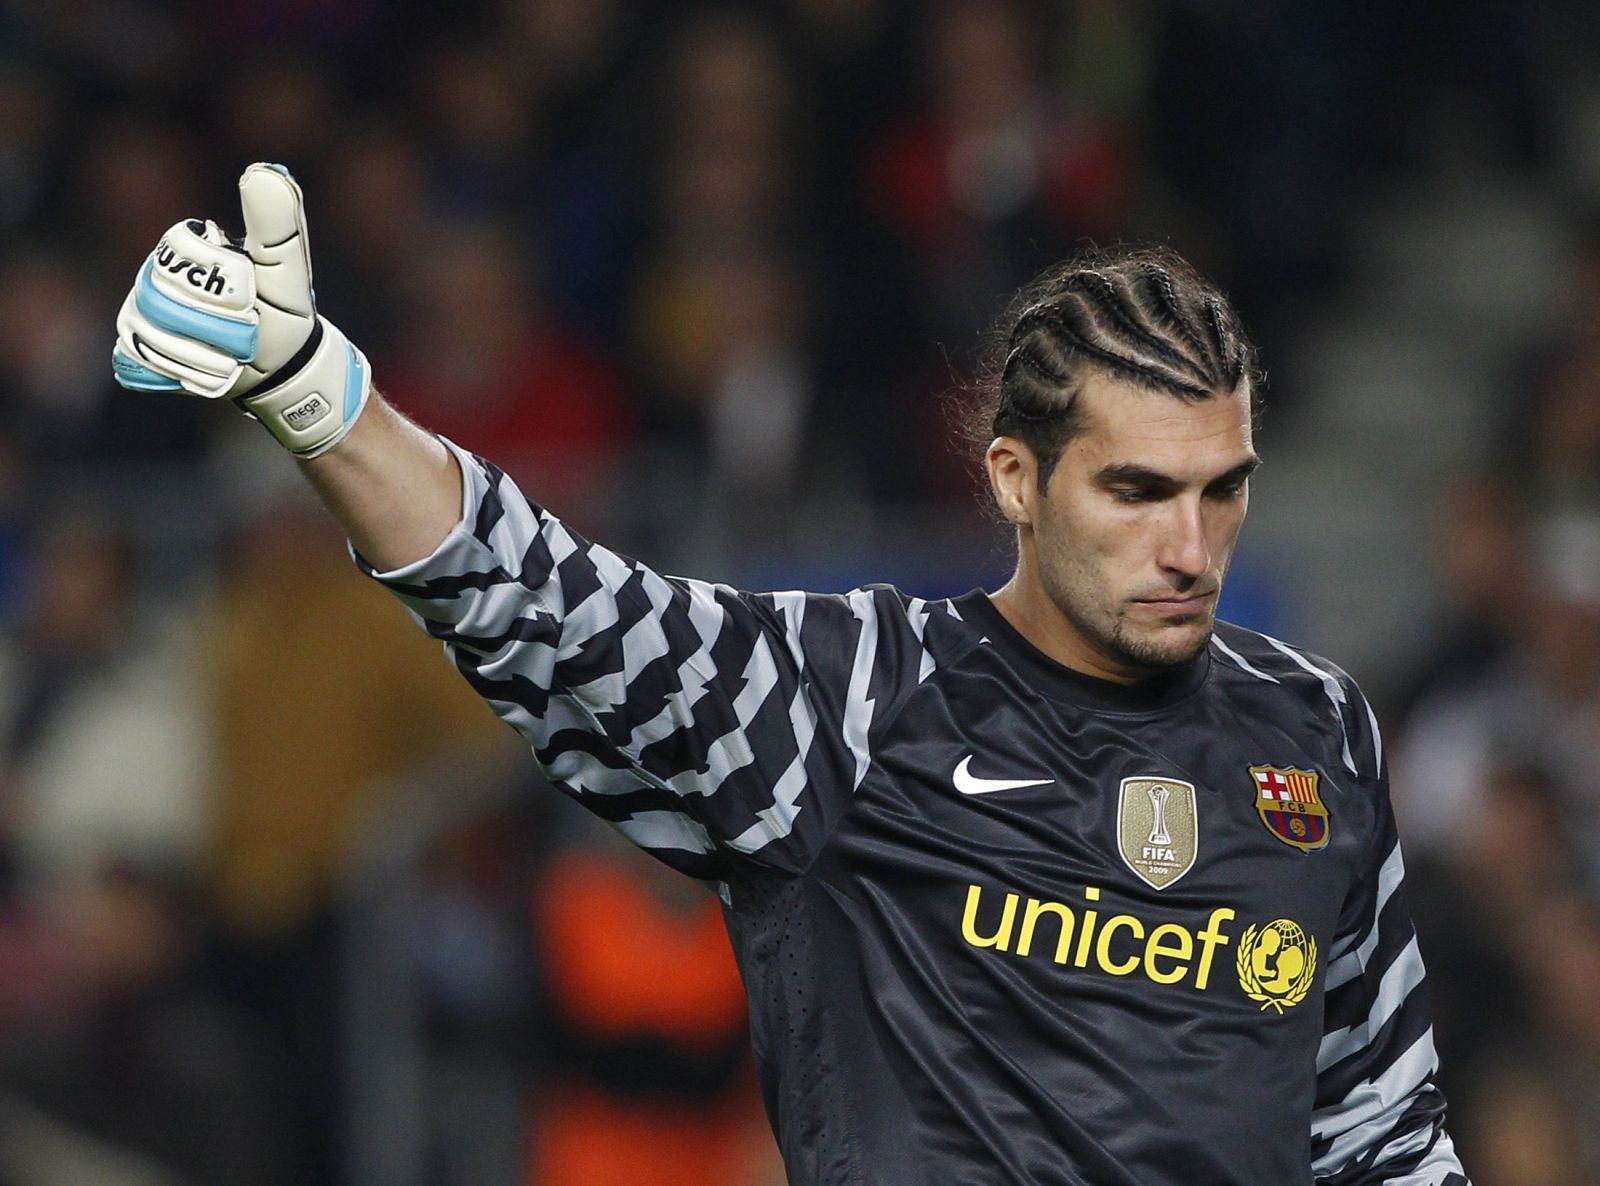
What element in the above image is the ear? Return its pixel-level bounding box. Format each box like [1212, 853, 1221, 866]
[986, 436, 1038, 527]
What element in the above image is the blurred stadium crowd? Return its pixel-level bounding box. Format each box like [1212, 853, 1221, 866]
[2, 0, 1600, 1183]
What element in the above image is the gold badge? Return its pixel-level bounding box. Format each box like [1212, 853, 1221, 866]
[1116, 777, 1198, 891]
[1249, 765, 1330, 851]
[1236, 920, 1317, 1012]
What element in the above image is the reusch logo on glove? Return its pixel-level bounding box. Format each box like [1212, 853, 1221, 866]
[154, 239, 228, 297]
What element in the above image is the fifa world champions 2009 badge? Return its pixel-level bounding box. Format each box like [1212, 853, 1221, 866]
[1249, 765, 1330, 851]
[1116, 776, 1198, 890]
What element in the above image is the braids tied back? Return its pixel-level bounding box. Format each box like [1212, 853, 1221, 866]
[964, 246, 1261, 490]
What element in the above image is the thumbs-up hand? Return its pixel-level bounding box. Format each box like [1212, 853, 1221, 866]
[112, 163, 372, 459]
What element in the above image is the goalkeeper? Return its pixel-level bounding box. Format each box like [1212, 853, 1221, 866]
[113, 166, 1471, 1186]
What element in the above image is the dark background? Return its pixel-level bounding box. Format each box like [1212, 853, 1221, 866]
[0, 1, 1598, 1182]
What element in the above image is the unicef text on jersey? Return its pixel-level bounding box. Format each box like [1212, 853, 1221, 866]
[960, 883, 1316, 1011]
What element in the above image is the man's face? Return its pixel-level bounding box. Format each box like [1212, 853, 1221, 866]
[1002, 371, 1258, 679]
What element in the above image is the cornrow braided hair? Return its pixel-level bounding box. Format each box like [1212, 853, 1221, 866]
[961, 245, 1262, 492]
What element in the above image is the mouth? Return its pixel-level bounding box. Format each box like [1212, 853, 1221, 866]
[1132, 591, 1216, 616]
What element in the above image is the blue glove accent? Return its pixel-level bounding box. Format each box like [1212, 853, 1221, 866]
[111, 347, 184, 392]
[135, 259, 258, 362]
[264, 163, 291, 177]
[343, 341, 364, 421]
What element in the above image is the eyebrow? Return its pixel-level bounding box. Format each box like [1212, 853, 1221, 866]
[1094, 456, 1262, 489]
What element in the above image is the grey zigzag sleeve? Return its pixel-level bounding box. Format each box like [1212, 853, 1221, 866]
[355, 437, 934, 880]
[1311, 683, 1471, 1186]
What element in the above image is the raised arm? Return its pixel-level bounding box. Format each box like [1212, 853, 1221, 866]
[110, 162, 939, 882]
[297, 393, 462, 573]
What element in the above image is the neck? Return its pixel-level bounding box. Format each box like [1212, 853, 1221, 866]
[988, 548, 1150, 686]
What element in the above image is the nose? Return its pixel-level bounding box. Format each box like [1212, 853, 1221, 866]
[1157, 498, 1211, 580]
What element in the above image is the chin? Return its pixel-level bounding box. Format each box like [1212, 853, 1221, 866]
[1113, 620, 1214, 671]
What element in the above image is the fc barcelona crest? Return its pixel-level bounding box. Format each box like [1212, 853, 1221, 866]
[1117, 777, 1198, 890]
[1249, 765, 1329, 852]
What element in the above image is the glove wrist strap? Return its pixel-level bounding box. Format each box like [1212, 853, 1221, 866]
[234, 316, 371, 458]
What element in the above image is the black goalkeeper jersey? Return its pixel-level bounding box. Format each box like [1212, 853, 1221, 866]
[361, 439, 1470, 1186]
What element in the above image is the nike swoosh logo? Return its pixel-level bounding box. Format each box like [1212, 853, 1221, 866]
[953, 755, 1055, 796]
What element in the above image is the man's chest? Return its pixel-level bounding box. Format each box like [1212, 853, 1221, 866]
[809, 668, 1370, 1015]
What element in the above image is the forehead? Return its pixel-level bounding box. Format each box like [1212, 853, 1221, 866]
[1062, 371, 1255, 477]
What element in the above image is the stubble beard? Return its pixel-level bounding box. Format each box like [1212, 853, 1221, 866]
[1101, 604, 1214, 671]
[1043, 558, 1221, 676]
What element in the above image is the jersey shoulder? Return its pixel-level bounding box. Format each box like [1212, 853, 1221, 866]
[1210, 620, 1384, 783]
[749, 582, 990, 681]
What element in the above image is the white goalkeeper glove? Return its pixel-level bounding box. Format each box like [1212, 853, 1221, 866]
[111, 162, 371, 458]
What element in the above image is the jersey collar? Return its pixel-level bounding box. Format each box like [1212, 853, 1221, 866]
[953, 589, 1213, 713]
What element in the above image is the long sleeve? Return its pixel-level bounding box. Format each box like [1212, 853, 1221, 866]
[355, 437, 944, 881]
[1310, 685, 1471, 1185]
